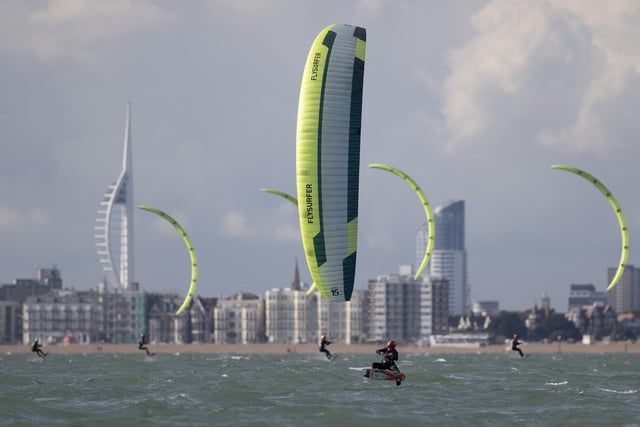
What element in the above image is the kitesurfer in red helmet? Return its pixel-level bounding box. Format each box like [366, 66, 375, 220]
[372, 340, 398, 370]
[511, 333, 525, 358]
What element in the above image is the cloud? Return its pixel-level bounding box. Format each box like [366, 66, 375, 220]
[364, 229, 393, 249]
[356, 0, 392, 14]
[540, 0, 640, 152]
[146, 212, 191, 238]
[271, 224, 300, 242]
[220, 210, 254, 237]
[206, 0, 293, 16]
[440, 0, 640, 154]
[0, 0, 172, 62]
[441, 1, 553, 149]
[0, 207, 48, 231]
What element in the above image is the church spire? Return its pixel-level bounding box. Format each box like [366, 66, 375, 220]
[291, 258, 301, 291]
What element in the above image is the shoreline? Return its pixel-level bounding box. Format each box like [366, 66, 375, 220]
[3, 341, 639, 355]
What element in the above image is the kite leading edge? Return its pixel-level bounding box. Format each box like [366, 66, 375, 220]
[138, 205, 198, 315]
[550, 164, 628, 291]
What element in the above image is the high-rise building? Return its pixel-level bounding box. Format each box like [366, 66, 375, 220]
[22, 290, 96, 345]
[367, 269, 422, 343]
[607, 265, 640, 313]
[317, 289, 368, 344]
[420, 277, 449, 339]
[214, 292, 265, 344]
[265, 260, 317, 343]
[417, 200, 468, 316]
[95, 103, 135, 290]
[434, 200, 465, 250]
[96, 282, 145, 343]
[0, 301, 20, 343]
[265, 287, 317, 343]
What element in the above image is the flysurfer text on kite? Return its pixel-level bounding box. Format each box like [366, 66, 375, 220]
[306, 184, 314, 223]
[311, 53, 321, 80]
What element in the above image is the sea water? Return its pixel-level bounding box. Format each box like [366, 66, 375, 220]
[1, 351, 638, 426]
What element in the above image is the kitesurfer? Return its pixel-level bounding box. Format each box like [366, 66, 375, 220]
[319, 335, 334, 360]
[138, 333, 154, 357]
[31, 338, 47, 358]
[372, 340, 398, 370]
[511, 333, 525, 358]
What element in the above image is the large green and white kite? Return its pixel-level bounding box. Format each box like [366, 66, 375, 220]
[295, 24, 366, 302]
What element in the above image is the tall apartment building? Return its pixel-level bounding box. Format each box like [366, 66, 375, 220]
[347, 289, 368, 344]
[147, 293, 183, 343]
[418, 200, 468, 316]
[0, 301, 21, 343]
[420, 277, 449, 340]
[265, 260, 314, 344]
[317, 289, 368, 344]
[367, 271, 422, 343]
[607, 265, 640, 313]
[265, 288, 317, 344]
[96, 282, 146, 343]
[188, 297, 216, 343]
[214, 292, 265, 344]
[22, 289, 96, 345]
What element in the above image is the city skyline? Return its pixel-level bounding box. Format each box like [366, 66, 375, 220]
[1, 2, 640, 311]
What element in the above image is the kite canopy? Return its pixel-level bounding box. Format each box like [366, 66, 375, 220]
[550, 164, 628, 291]
[138, 205, 198, 315]
[369, 163, 434, 280]
[259, 188, 298, 205]
[296, 24, 366, 302]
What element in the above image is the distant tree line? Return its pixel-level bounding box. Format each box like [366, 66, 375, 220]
[486, 311, 581, 343]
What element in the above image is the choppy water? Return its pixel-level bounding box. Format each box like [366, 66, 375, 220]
[1, 350, 639, 426]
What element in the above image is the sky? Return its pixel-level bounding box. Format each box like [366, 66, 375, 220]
[1, 0, 639, 311]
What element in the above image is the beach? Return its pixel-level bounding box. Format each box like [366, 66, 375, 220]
[4, 340, 638, 355]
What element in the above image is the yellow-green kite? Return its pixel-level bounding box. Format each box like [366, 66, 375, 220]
[296, 24, 366, 302]
[551, 164, 628, 290]
[369, 163, 435, 279]
[138, 205, 198, 315]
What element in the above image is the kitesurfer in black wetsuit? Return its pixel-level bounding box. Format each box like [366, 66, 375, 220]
[372, 340, 398, 370]
[511, 333, 525, 358]
[138, 333, 154, 357]
[319, 335, 333, 360]
[31, 338, 47, 358]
